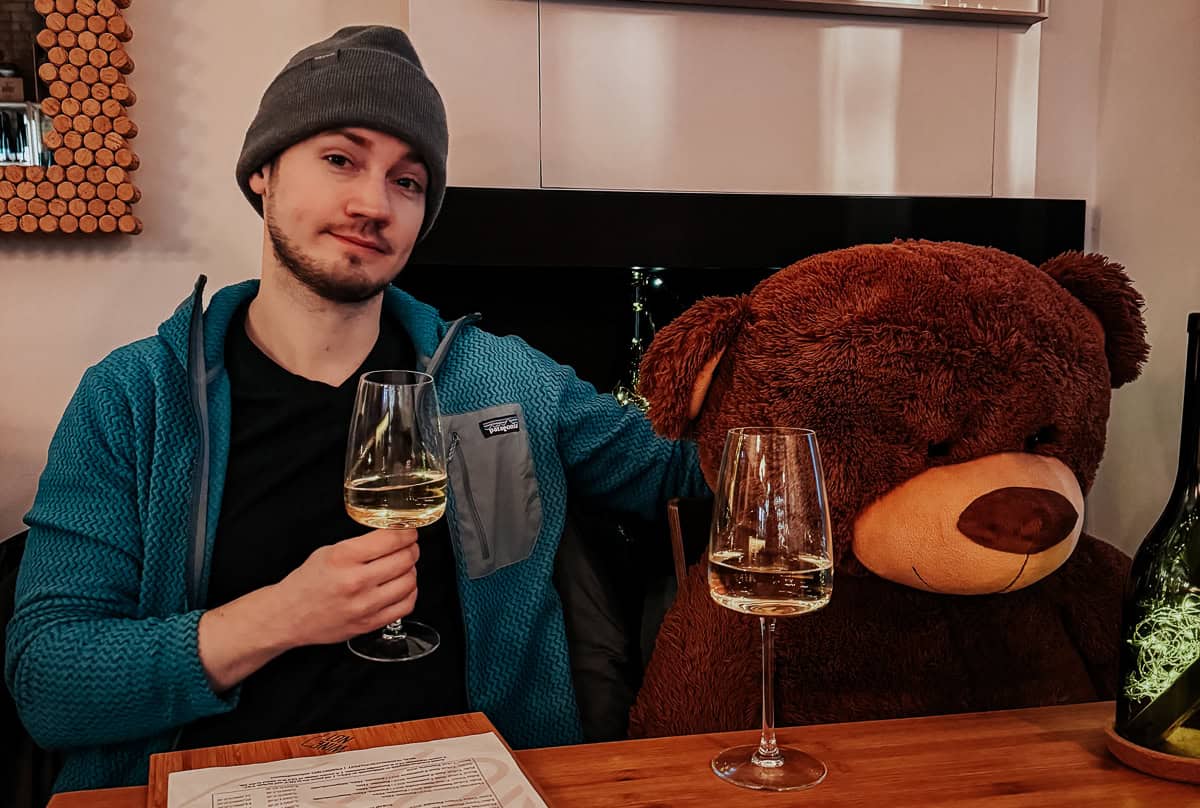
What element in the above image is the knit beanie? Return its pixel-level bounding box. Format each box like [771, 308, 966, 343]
[235, 25, 448, 240]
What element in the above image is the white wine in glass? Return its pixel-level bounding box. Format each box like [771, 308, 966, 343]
[343, 369, 447, 662]
[707, 426, 834, 791]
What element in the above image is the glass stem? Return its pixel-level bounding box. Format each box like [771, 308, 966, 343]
[754, 616, 783, 767]
[381, 619, 408, 641]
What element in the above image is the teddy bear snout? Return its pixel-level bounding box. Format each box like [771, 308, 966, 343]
[956, 486, 1079, 555]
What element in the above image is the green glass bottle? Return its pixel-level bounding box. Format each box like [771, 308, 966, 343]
[1117, 312, 1200, 751]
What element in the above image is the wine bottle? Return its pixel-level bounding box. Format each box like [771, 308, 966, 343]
[1117, 312, 1200, 751]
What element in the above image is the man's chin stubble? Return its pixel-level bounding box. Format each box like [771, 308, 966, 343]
[267, 221, 393, 304]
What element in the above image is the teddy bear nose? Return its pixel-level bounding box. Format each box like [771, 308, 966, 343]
[956, 486, 1078, 555]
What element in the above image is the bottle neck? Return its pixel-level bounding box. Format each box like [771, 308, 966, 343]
[1173, 318, 1200, 500]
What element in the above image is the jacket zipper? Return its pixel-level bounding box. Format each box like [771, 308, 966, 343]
[450, 431, 491, 562]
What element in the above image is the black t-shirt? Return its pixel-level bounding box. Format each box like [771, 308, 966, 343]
[180, 304, 467, 749]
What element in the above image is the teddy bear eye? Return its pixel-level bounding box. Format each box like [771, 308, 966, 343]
[1025, 425, 1059, 451]
[927, 440, 954, 458]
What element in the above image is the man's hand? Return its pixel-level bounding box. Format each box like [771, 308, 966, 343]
[197, 529, 420, 692]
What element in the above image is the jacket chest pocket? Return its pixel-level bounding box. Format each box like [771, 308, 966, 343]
[444, 403, 543, 579]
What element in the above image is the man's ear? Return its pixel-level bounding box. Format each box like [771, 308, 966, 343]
[637, 295, 751, 438]
[1040, 252, 1149, 388]
[249, 167, 268, 197]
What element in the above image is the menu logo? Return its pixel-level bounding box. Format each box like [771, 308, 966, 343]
[479, 414, 520, 438]
[302, 733, 352, 754]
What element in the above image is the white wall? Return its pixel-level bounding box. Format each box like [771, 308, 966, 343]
[1083, 0, 1200, 552]
[1, 0, 1196, 551]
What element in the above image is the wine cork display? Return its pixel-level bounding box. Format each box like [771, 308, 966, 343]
[1, 0, 143, 236]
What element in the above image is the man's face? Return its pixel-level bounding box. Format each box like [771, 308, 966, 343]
[250, 127, 428, 303]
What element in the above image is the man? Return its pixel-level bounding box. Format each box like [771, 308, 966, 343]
[5, 26, 705, 792]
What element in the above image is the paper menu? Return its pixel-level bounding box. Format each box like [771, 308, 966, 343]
[165, 732, 548, 808]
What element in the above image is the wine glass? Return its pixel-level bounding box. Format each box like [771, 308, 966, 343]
[707, 426, 834, 791]
[343, 370, 448, 662]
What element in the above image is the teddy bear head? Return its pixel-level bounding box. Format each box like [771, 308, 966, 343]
[638, 240, 1148, 595]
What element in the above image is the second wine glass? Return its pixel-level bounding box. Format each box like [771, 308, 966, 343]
[343, 369, 447, 662]
[707, 426, 834, 791]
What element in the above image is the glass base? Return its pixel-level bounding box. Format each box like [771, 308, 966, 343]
[712, 744, 827, 791]
[346, 621, 440, 662]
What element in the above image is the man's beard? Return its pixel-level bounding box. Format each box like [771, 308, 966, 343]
[267, 217, 393, 304]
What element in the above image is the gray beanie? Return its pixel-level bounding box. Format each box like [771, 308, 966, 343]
[236, 25, 448, 240]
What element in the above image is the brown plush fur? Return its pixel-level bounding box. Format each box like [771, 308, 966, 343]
[631, 240, 1149, 735]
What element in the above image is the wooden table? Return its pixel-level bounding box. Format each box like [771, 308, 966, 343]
[48, 701, 1200, 807]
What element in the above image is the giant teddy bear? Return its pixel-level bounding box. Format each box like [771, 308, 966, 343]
[629, 240, 1148, 736]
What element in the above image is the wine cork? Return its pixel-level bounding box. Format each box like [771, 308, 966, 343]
[70, 81, 90, 100]
[67, 13, 86, 33]
[96, 0, 115, 15]
[108, 49, 133, 73]
[38, 63, 59, 83]
[35, 0, 55, 15]
[114, 147, 134, 168]
[58, 63, 80, 83]
[90, 81, 110, 101]
[77, 30, 98, 51]
[101, 99, 122, 118]
[76, 0, 96, 14]
[40, 97, 61, 116]
[48, 198, 68, 217]
[23, 167, 43, 184]
[74, 147, 94, 166]
[92, 115, 113, 135]
[98, 65, 121, 85]
[88, 49, 107, 68]
[81, 98, 100, 117]
[20, 214, 39, 233]
[72, 114, 92, 133]
[46, 12, 66, 32]
[110, 83, 135, 106]
[39, 214, 60, 233]
[76, 182, 95, 200]
[28, 198, 48, 216]
[78, 214, 97, 233]
[4, 165, 25, 182]
[112, 0, 131, 8]
[7, 197, 27, 216]
[53, 149, 71, 169]
[56, 29, 76, 48]
[56, 0, 76, 13]
[47, 46, 67, 65]
[46, 165, 65, 183]
[36, 181, 56, 200]
[86, 165, 105, 183]
[106, 197, 126, 216]
[59, 96, 80, 116]
[79, 64, 99, 84]
[87, 14, 106, 35]
[68, 47, 88, 67]
[0, 181, 13, 199]
[104, 165, 125, 184]
[36, 28, 58, 49]
[106, 16, 131, 41]
[113, 116, 136, 137]
[83, 131, 103, 150]
[68, 197, 86, 216]
[42, 128, 63, 149]
[0, 214, 17, 233]
[118, 215, 140, 234]
[97, 32, 118, 51]
[96, 181, 116, 201]
[66, 165, 85, 183]
[16, 181, 37, 200]
[59, 213, 79, 233]
[87, 197, 107, 215]
[116, 181, 136, 202]
[52, 114, 71, 133]
[63, 130, 82, 149]
[102, 131, 124, 151]
[49, 80, 69, 99]
[98, 213, 117, 232]
[57, 181, 77, 199]
[95, 148, 114, 167]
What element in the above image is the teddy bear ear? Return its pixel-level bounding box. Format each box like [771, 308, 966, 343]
[637, 295, 751, 438]
[1040, 251, 1150, 388]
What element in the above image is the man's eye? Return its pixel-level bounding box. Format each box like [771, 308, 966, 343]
[394, 177, 423, 192]
[325, 154, 350, 167]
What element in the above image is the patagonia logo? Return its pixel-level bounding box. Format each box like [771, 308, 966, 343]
[479, 414, 520, 438]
